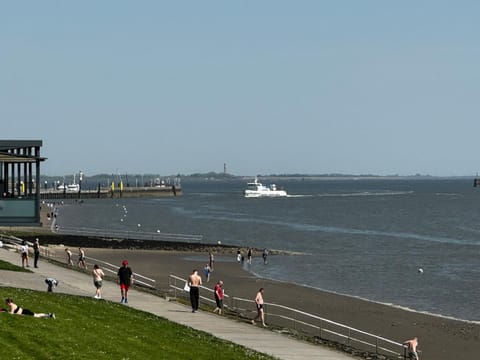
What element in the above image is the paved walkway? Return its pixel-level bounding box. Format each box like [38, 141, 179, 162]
[0, 248, 353, 360]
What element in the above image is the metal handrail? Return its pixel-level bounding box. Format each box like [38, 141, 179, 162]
[86, 255, 156, 289]
[168, 274, 230, 306]
[54, 226, 204, 243]
[169, 274, 406, 358]
[0, 234, 156, 289]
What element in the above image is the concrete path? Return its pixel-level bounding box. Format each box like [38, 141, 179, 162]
[0, 248, 353, 360]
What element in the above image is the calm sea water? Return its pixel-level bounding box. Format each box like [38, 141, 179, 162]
[56, 178, 480, 322]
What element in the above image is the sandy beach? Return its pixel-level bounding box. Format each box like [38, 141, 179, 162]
[39, 245, 478, 360]
[2, 206, 478, 358]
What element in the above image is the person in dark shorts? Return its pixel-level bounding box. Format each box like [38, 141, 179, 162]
[251, 288, 266, 327]
[77, 247, 87, 269]
[403, 337, 420, 360]
[5, 298, 55, 319]
[213, 280, 224, 315]
[92, 264, 105, 299]
[117, 260, 133, 304]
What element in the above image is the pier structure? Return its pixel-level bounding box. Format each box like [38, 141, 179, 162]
[40, 185, 180, 200]
[0, 140, 45, 226]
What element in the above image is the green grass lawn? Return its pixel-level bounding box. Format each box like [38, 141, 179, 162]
[0, 288, 275, 360]
[0, 259, 31, 272]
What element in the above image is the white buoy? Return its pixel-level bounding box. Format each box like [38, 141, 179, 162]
[418, 268, 424, 274]
[157, 229, 161, 233]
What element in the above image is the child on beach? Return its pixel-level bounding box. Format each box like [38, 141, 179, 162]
[203, 263, 211, 282]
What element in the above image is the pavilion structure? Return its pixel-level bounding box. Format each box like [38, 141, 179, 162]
[0, 140, 45, 226]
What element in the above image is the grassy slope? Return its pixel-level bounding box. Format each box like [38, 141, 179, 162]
[0, 287, 274, 360]
[0, 259, 32, 272]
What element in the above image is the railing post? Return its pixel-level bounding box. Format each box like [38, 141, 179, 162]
[293, 309, 297, 330]
[174, 276, 177, 298]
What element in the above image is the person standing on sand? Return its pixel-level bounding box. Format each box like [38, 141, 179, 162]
[188, 269, 202, 313]
[117, 260, 133, 304]
[209, 251, 214, 271]
[247, 248, 252, 264]
[203, 263, 211, 282]
[33, 238, 40, 268]
[92, 264, 105, 299]
[403, 337, 420, 360]
[251, 288, 266, 327]
[65, 248, 73, 266]
[213, 280, 224, 315]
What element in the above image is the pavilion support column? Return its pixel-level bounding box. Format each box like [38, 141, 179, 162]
[35, 146, 41, 222]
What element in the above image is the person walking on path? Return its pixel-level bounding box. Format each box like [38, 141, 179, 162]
[117, 260, 133, 304]
[92, 264, 105, 299]
[188, 269, 202, 313]
[5, 298, 55, 319]
[33, 238, 40, 268]
[65, 248, 73, 266]
[77, 247, 87, 269]
[403, 337, 420, 360]
[251, 288, 266, 327]
[213, 280, 224, 315]
[20, 241, 29, 268]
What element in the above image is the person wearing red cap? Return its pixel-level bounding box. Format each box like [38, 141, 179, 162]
[117, 260, 133, 303]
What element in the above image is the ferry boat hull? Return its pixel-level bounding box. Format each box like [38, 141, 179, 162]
[244, 178, 287, 198]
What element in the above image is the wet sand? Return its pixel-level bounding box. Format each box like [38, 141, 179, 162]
[70, 247, 480, 359]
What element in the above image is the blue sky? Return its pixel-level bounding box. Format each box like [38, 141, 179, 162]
[2, 1, 479, 176]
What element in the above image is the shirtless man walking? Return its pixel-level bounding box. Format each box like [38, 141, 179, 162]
[188, 269, 202, 313]
[403, 337, 420, 360]
[251, 287, 266, 327]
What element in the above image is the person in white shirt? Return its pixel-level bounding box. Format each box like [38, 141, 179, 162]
[92, 264, 105, 299]
[20, 241, 29, 268]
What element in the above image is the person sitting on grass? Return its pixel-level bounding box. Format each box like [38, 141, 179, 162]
[5, 298, 55, 319]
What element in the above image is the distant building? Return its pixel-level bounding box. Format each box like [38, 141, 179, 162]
[0, 140, 45, 226]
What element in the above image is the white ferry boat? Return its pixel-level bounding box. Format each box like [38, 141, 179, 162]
[244, 178, 287, 198]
